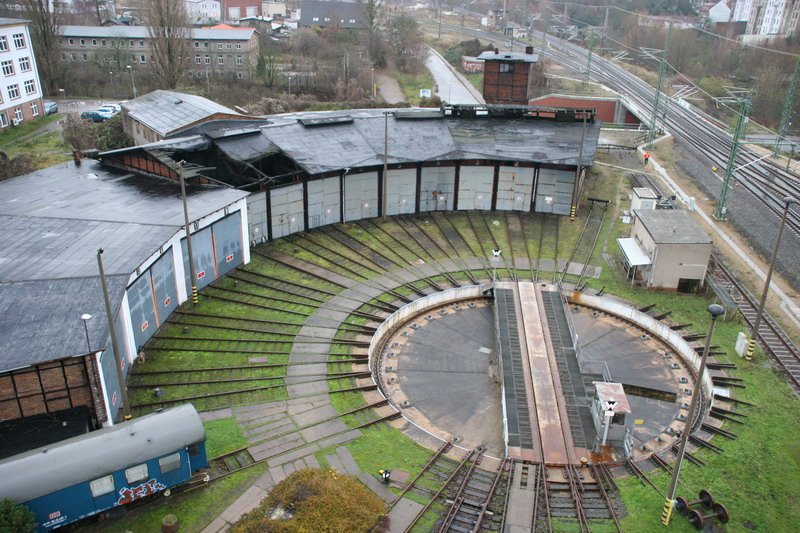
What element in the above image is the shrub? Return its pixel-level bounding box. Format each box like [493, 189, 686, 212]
[0, 498, 36, 533]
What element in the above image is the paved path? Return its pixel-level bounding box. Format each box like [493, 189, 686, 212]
[375, 71, 405, 104]
[425, 47, 485, 105]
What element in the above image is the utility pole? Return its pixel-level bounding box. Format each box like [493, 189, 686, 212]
[583, 31, 594, 88]
[383, 111, 389, 217]
[600, 7, 609, 52]
[541, 12, 549, 54]
[572, 113, 588, 221]
[646, 22, 672, 149]
[179, 163, 199, 304]
[715, 97, 751, 220]
[774, 58, 800, 156]
[97, 249, 131, 421]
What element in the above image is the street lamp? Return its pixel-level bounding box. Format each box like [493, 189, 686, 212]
[371, 67, 375, 100]
[58, 87, 66, 104]
[745, 196, 795, 361]
[126, 65, 137, 98]
[288, 76, 292, 96]
[109, 71, 115, 98]
[661, 303, 725, 526]
[80, 313, 92, 353]
[492, 249, 502, 281]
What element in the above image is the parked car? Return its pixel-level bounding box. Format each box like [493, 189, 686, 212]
[80, 110, 109, 122]
[43, 101, 58, 115]
[96, 104, 121, 119]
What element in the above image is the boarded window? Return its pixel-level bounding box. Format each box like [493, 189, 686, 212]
[90, 475, 115, 497]
[125, 463, 149, 484]
[159, 453, 181, 473]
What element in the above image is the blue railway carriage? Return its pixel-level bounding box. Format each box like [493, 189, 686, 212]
[0, 404, 208, 531]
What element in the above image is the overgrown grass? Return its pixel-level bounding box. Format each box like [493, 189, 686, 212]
[204, 417, 248, 459]
[395, 70, 438, 106]
[3, 130, 71, 169]
[0, 113, 60, 146]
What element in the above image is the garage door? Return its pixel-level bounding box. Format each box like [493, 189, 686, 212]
[127, 270, 157, 350]
[181, 225, 216, 292]
[213, 212, 244, 278]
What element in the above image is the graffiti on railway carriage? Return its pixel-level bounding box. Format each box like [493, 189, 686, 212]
[117, 479, 167, 505]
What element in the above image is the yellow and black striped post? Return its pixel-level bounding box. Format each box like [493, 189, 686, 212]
[745, 338, 756, 361]
[661, 497, 674, 526]
[570, 205, 577, 221]
[192, 284, 199, 305]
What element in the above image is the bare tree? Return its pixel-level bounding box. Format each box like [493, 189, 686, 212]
[72, 0, 114, 25]
[14, 0, 63, 94]
[143, 0, 191, 89]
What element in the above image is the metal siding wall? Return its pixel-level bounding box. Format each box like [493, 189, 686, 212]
[149, 250, 178, 326]
[535, 168, 574, 215]
[213, 211, 244, 277]
[307, 176, 341, 229]
[99, 348, 121, 423]
[496, 166, 535, 211]
[126, 272, 158, 350]
[181, 226, 216, 291]
[457, 166, 493, 210]
[247, 191, 268, 244]
[270, 183, 304, 239]
[418, 167, 455, 211]
[385, 169, 416, 216]
[344, 171, 378, 221]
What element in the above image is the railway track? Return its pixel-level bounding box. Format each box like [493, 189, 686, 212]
[560, 199, 608, 287]
[708, 254, 800, 394]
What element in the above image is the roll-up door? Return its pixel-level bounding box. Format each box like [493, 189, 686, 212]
[181, 225, 216, 292]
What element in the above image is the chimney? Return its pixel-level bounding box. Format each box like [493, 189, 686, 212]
[494, 47, 498, 54]
[525, 45, 533, 55]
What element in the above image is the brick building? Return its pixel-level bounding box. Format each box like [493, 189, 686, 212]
[478, 46, 539, 106]
[0, 18, 44, 130]
[221, 0, 261, 20]
[59, 25, 259, 81]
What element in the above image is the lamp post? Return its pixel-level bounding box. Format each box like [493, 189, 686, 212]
[58, 87, 66, 104]
[109, 71, 115, 98]
[661, 303, 725, 526]
[371, 67, 375, 100]
[746, 196, 795, 361]
[448, 82, 452, 103]
[288, 76, 292, 96]
[492, 249, 502, 282]
[126, 65, 137, 98]
[80, 313, 92, 353]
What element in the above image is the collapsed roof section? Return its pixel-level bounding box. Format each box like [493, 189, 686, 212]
[98, 105, 601, 190]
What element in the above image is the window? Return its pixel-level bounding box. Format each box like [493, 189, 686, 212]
[194, 41, 199, 48]
[30, 101, 38, 116]
[236, 55, 243, 65]
[90, 475, 115, 497]
[0, 113, 7, 128]
[324, 17, 330, 21]
[0, 36, 8, 51]
[129, 40, 134, 47]
[195, 54, 201, 64]
[125, 464, 149, 484]
[23, 79, 35, 94]
[349, 19, 356, 23]
[203, 42, 208, 48]
[7, 84, 20, 99]
[68, 38, 74, 45]
[14, 107, 22, 122]
[499, 63, 514, 73]
[217, 56, 224, 65]
[246, 6, 257, 16]
[204, 54, 210, 64]
[312, 17, 319, 21]
[140, 54, 146, 63]
[71, 53, 76, 60]
[226, 43, 232, 49]
[1, 60, 13, 76]
[82, 53, 88, 61]
[217, 42, 223, 49]
[139, 40, 144, 47]
[13, 34, 25, 49]
[228, 7, 241, 18]
[19, 57, 30, 72]
[159, 453, 181, 474]
[188, 71, 194, 77]
[92, 39, 97, 46]
[80, 38, 86, 46]
[236, 43, 242, 49]
[101, 39, 107, 46]
[236, 71, 244, 79]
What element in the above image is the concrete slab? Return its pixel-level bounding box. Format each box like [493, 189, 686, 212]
[267, 443, 322, 467]
[317, 428, 362, 449]
[200, 516, 229, 533]
[292, 404, 338, 426]
[335, 446, 361, 476]
[287, 363, 328, 376]
[305, 455, 321, 469]
[246, 419, 296, 444]
[199, 408, 233, 421]
[287, 381, 330, 397]
[242, 413, 292, 435]
[249, 434, 306, 461]
[293, 458, 307, 472]
[387, 497, 424, 532]
[220, 485, 264, 523]
[254, 470, 275, 491]
[325, 453, 347, 474]
[300, 419, 349, 442]
[358, 472, 394, 503]
[269, 465, 288, 485]
[282, 461, 296, 477]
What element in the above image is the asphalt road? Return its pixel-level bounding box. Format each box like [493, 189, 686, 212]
[424, 47, 484, 105]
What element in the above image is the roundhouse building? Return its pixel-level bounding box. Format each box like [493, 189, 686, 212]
[100, 104, 601, 244]
[0, 160, 249, 431]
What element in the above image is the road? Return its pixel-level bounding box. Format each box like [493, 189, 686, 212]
[424, 47, 484, 105]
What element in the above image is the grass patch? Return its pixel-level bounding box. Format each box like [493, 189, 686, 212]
[204, 417, 248, 459]
[4, 130, 71, 169]
[0, 113, 61, 147]
[395, 70, 437, 105]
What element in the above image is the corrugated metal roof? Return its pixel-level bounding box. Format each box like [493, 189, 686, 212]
[60, 25, 256, 40]
[0, 405, 205, 502]
[123, 90, 240, 136]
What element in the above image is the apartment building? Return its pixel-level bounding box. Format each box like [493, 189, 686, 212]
[735, 0, 800, 36]
[0, 18, 44, 130]
[186, 0, 222, 23]
[59, 25, 259, 81]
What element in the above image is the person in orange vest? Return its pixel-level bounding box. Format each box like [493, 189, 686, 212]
[644, 151, 651, 165]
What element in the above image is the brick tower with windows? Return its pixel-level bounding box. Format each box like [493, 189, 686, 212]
[478, 46, 539, 106]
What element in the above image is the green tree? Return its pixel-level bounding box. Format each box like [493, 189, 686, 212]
[94, 115, 132, 152]
[0, 498, 36, 533]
